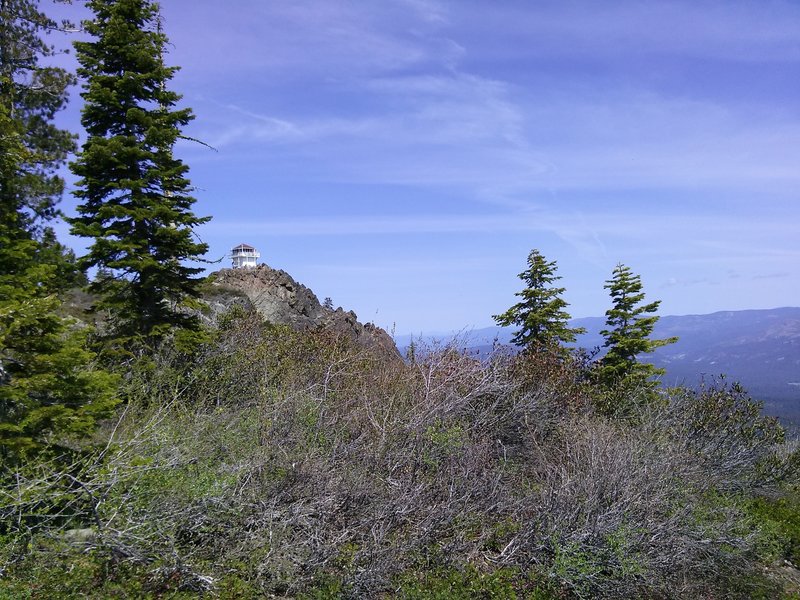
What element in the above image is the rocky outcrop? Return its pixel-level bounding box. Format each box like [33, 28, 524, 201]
[207, 265, 401, 363]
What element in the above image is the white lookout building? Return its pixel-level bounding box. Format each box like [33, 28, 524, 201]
[231, 243, 260, 269]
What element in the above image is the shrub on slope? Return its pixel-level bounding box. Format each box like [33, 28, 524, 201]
[1, 308, 797, 598]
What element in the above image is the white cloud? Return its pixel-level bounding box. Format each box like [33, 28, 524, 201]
[164, 0, 456, 78]
[395, 0, 450, 24]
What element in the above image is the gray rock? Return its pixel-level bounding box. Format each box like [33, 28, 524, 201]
[63, 528, 96, 545]
[208, 265, 402, 363]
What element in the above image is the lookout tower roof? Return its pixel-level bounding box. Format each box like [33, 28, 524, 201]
[232, 243, 256, 251]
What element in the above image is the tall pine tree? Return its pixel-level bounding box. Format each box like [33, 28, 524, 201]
[596, 263, 677, 393]
[69, 0, 210, 343]
[493, 249, 585, 353]
[0, 0, 117, 463]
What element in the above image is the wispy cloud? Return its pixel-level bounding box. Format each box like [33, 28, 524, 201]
[753, 272, 790, 280]
[661, 276, 719, 289]
[455, 1, 800, 63]
[395, 0, 449, 24]
[205, 208, 800, 242]
[207, 214, 546, 236]
[188, 76, 800, 196]
[306, 255, 498, 276]
[167, 0, 456, 79]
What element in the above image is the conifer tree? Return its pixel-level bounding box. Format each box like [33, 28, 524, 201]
[494, 249, 585, 353]
[0, 0, 118, 463]
[596, 263, 677, 391]
[0, 0, 76, 231]
[69, 0, 210, 342]
[37, 226, 88, 292]
[0, 242, 119, 462]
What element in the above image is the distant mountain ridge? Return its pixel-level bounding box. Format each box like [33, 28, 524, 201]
[397, 308, 800, 422]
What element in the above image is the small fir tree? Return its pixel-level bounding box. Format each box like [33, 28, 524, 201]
[596, 263, 677, 392]
[69, 0, 210, 343]
[493, 249, 585, 353]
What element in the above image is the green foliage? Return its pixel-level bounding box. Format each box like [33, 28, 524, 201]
[0, 0, 118, 465]
[0, 534, 217, 599]
[423, 420, 467, 469]
[37, 227, 89, 292]
[0, 211, 117, 464]
[685, 491, 788, 599]
[69, 0, 210, 343]
[395, 565, 556, 599]
[0, 539, 126, 599]
[494, 249, 585, 353]
[594, 263, 677, 407]
[0, 301, 118, 460]
[674, 379, 792, 492]
[550, 526, 646, 597]
[0, 0, 77, 232]
[750, 490, 800, 565]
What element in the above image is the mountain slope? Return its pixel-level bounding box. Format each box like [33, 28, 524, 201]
[649, 308, 800, 420]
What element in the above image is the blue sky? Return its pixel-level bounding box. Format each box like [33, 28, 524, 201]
[48, 0, 800, 335]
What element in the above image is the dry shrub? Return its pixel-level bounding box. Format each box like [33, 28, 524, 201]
[4, 310, 796, 598]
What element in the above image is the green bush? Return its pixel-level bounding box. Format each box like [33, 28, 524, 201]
[750, 489, 800, 565]
[395, 565, 556, 599]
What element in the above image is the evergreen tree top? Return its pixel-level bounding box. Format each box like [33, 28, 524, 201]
[601, 263, 663, 344]
[68, 0, 210, 343]
[493, 249, 584, 352]
[75, 0, 189, 138]
[595, 263, 678, 400]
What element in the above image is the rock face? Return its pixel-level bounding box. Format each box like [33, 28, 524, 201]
[208, 265, 401, 363]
